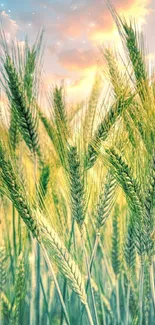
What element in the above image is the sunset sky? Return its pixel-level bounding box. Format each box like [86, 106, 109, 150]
[1, 0, 155, 99]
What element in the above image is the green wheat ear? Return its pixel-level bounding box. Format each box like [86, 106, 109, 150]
[68, 145, 85, 232]
[124, 218, 136, 275]
[53, 85, 69, 168]
[9, 107, 20, 152]
[111, 204, 121, 276]
[40, 86, 69, 168]
[4, 56, 41, 157]
[1, 293, 11, 323]
[39, 216, 87, 306]
[0, 140, 38, 237]
[122, 22, 147, 100]
[24, 46, 36, 102]
[0, 246, 7, 292]
[143, 260, 151, 325]
[53, 85, 68, 135]
[24, 31, 43, 103]
[86, 95, 133, 169]
[83, 74, 101, 149]
[103, 45, 151, 154]
[95, 172, 118, 230]
[38, 164, 50, 208]
[108, 1, 148, 102]
[103, 48, 128, 97]
[105, 148, 145, 257]
[103, 47, 142, 149]
[105, 148, 143, 214]
[39, 164, 50, 197]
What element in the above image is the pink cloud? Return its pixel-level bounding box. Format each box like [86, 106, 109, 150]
[58, 48, 97, 70]
[1, 11, 19, 39]
[51, 0, 150, 40]
[15, 0, 150, 43]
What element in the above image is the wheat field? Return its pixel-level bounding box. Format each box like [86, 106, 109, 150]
[0, 4, 155, 325]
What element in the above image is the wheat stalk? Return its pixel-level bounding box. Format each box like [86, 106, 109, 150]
[12, 252, 25, 325]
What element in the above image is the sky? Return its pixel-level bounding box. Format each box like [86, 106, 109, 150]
[0, 0, 155, 99]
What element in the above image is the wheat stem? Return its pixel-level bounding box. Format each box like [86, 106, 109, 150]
[79, 233, 100, 324]
[85, 303, 95, 325]
[150, 263, 155, 309]
[116, 277, 121, 324]
[40, 276, 51, 324]
[18, 215, 22, 255]
[12, 204, 17, 262]
[60, 217, 75, 325]
[89, 234, 100, 275]
[99, 240, 114, 287]
[139, 264, 144, 325]
[40, 242, 71, 325]
[81, 235, 99, 325]
[33, 154, 41, 325]
[3, 202, 15, 283]
[35, 243, 40, 325]
[126, 282, 131, 325]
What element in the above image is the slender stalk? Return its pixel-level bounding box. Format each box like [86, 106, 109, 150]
[139, 264, 144, 325]
[12, 204, 17, 262]
[99, 290, 107, 325]
[3, 201, 15, 283]
[99, 240, 114, 287]
[81, 235, 99, 325]
[18, 214, 22, 255]
[85, 303, 95, 325]
[35, 243, 40, 325]
[34, 154, 41, 325]
[150, 263, 155, 309]
[103, 310, 107, 325]
[60, 217, 75, 325]
[80, 233, 100, 323]
[40, 242, 71, 325]
[30, 236, 35, 325]
[126, 281, 130, 325]
[85, 233, 100, 296]
[89, 233, 100, 275]
[116, 276, 121, 325]
[18, 140, 23, 255]
[40, 276, 51, 324]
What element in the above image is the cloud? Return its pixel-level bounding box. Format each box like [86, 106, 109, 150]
[67, 68, 97, 100]
[58, 48, 98, 70]
[45, 0, 150, 41]
[46, 72, 69, 83]
[0, 11, 19, 40]
[143, 1, 155, 53]
[7, 0, 151, 101]
[14, 0, 151, 44]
